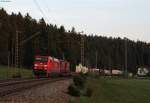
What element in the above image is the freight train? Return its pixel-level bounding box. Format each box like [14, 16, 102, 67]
[33, 55, 70, 77]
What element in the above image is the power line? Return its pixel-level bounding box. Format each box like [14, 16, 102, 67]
[20, 32, 40, 45]
[42, 0, 57, 23]
[33, 0, 50, 23]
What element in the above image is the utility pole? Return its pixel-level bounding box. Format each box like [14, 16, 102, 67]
[96, 51, 100, 75]
[48, 32, 50, 55]
[15, 31, 21, 68]
[81, 36, 84, 66]
[15, 30, 24, 69]
[95, 51, 98, 69]
[11, 37, 14, 67]
[109, 55, 112, 76]
[62, 52, 65, 60]
[7, 37, 11, 77]
[124, 37, 128, 77]
[34, 37, 40, 55]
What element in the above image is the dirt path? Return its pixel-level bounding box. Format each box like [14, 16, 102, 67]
[0, 79, 72, 103]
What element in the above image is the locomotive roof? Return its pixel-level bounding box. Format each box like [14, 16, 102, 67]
[35, 55, 69, 63]
[53, 58, 59, 62]
[35, 55, 49, 58]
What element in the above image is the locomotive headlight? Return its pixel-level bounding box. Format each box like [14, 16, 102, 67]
[34, 64, 38, 66]
[44, 65, 48, 70]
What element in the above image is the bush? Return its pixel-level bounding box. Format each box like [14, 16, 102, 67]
[67, 98, 77, 103]
[73, 75, 85, 89]
[68, 100, 76, 103]
[79, 72, 87, 80]
[68, 84, 80, 96]
[87, 72, 99, 79]
[84, 88, 93, 97]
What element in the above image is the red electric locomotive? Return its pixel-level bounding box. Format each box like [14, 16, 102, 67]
[33, 55, 70, 77]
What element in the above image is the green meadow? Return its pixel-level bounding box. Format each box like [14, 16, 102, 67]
[78, 78, 150, 103]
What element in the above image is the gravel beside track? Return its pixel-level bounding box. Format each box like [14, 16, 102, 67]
[0, 78, 34, 83]
[0, 78, 69, 96]
[0, 78, 45, 88]
[0, 79, 72, 103]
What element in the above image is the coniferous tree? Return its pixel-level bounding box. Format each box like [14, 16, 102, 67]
[0, 8, 150, 73]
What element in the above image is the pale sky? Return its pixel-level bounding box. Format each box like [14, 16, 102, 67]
[0, 0, 150, 42]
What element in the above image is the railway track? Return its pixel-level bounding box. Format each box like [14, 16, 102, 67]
[0, 78, 34, 83]
[0, 78, 68, 97]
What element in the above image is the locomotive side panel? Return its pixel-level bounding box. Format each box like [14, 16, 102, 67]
[66, 62, 70, 73]
[60, 61, 66, 73]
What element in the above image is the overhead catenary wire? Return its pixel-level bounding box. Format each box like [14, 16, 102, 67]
[42, 0, 57, 23]
[33, 0, 50, 24]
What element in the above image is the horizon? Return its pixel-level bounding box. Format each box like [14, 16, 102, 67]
[0, 0, 150, 42]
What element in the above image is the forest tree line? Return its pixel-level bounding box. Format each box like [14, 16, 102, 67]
[0, 8, 150, 73]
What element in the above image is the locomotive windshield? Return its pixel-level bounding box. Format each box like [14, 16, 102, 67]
[35, 57, 48, 62]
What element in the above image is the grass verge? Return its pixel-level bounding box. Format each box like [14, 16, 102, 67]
[0, 65, 33, 79]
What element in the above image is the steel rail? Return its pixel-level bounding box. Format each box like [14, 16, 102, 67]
[0, 78, 69, 97]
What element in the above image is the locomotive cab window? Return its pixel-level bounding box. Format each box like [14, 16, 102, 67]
[35, 57, 48, 62]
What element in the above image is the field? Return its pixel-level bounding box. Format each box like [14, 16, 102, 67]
[78, 77, 150, 103]
[0, 65, 33, 79]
